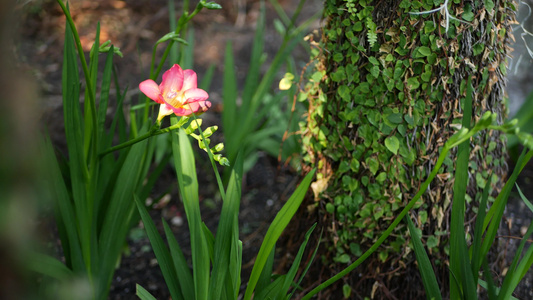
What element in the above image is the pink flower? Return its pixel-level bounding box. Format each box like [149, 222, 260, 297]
[139, 64, 211, 122]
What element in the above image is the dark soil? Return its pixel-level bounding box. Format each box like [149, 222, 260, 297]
[13, 0, 533, 299]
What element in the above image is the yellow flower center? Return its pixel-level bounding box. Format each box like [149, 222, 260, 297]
[165, 90, 185, 108]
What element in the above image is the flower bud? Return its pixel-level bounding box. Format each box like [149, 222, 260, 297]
[211, 143, 224, 153]
[202, 126, 218, 138]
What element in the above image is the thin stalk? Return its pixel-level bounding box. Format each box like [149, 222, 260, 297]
[99, 119, 187, 157]
[144, 0, 201, 122]
[191, 114, 226, 201]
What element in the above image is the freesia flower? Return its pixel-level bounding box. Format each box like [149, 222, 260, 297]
[139, 64, 210, 122]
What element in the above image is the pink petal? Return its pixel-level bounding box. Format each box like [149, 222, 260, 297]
[191, 100, 211, 112]
[160, 64, 184, 96]
[157, 104, 174, 121]
[184, 88, 209, 103]
[171, 107, 193, 116]
[139, 80, 163, 103]
[170, 100, 211, 116]
[182, 69, 198, 91]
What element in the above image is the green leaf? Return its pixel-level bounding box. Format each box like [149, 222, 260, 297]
[417, 46, 432, 57]
[135, 196, 184, 300]
[387, 113, 403, 124]
[244, 169, 316, 300]
[516, 184, 533, 213]
[338, 85, 351, 101]
[470, 176, 492, 285]
[406, 216, 442, 300]
[462, 7, 474, 22]
[97, 47, 115, 152]
[136, 284, 158, 300]
[370, 66, 380, 78]
[385, 136, 400, 155]
[172, 127, 210, 300]
[26, 252, 74, 281]
[162, 221, 195, 300]
[279, 224, 317, 298]
[366, 157, 379, 175]
[368, 56, 379, 65]
[498, 221, 533, 299]
[449, 77, 477, 300]
[222, 42, 238, 152]
[42, 136, 84, 272]
[407, 77, 420, 90]
[209, 152, 243, 299]
[343, 284, 352, 298]
[98, 127, 149, 293]
[62, 15, 90, 267]
[485, 0, 495, 11]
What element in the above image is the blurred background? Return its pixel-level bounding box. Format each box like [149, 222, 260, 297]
[2, 0, 532, 298]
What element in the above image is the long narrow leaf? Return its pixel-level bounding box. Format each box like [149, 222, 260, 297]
[97, 46, 115, 152]
[98, 129, 149, 298]
[449, 77, 476, 299]
[497, 220, 533, 299]
[480, 150, 533, 261]
[288, 226, 321, 299]
[229, 232, 243, 299]
[279, 223, 317, 298]
[470, 173, 492, 284]
[209, 152, 243, 299]
[42, 136, 84, 272]
[406, 215, 442, 300]
[171, 125, 210, 300]
[134, 196, 183, 300]
[241, 1, 265, 113]
[516, 184, 533, 212]
[84, 23, 99, 161]
[255, 275, 286, 300]
[26, 252, 74, 281]
[255, 242, 276, 297]
[481, 259, 498, 299]
[162, 221, 195, 300]
[244, 169, 315, 300]
[202, 222, 215, 264]
[199, 64, 215, 91]
[136, 284, 158, 300]
[62, 16, 92, 273]
[222, 41, 238, 155]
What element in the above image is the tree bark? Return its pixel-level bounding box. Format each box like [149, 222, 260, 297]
[300, 0, 515, 297]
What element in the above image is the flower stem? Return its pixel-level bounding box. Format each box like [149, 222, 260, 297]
[99, 119, 188, 157]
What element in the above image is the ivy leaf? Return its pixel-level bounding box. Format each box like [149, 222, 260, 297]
[370, 66, 380, 78]
[387, 113, 403, 124]
[407, 77, 420, 90]
[366, 157, 380, 175]
[485, 0, 495, 11]
[369, 56, 380, 65]
[417, 46, 432, 57]
[385, 136, 400, 155]
[338, 85, 351, 101]
[421, 71, 432, 82]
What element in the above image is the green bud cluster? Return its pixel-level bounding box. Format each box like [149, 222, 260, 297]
[186, 119, 229, 166]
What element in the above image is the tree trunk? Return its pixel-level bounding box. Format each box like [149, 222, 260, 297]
[299, 0, 515, 297]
